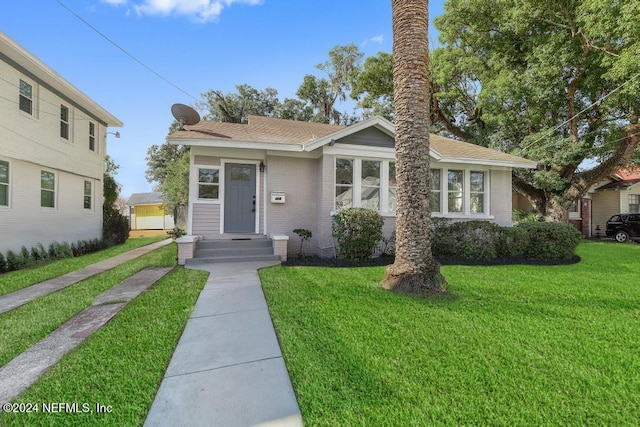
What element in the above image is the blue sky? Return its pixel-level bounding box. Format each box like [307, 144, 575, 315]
[0, 0, 445, 199]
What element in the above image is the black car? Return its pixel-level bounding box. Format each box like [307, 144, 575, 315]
[605, 213, 640, 243]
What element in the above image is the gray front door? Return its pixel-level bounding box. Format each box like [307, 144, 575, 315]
[224, 163, 257, 233]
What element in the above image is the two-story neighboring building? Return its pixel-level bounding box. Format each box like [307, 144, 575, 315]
[0, 32, 123, 255]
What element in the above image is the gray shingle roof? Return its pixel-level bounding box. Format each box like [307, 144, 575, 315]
[127, 192, 163, 206]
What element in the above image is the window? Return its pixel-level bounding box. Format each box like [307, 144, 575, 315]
[335, 159, 354, 210]
[629, 195, 640, 213]
[60, 105, 69, 139]
[0, 160, 8, 206]
[19, 80, 33, 114]
[198, 168, 219, 199]
[470, 171, 485, 214]
[388, 162, 397, 211]
[430, 169, 441, 212]
[89, 122, 96, 151]
[361, 160, 380, 210]
[447, 170, 464, 213]
[41, 171, 55, 208]
[569, 200, 579, 213]
[84, 181, 92, 209]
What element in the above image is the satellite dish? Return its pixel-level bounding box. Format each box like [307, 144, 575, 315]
[171, 103, 200, 129]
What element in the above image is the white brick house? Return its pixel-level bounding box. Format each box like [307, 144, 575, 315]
[169, 115, 536, 260]
[0, 32, 123, 255]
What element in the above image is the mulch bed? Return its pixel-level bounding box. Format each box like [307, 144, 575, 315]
[282, 254, 581, 268]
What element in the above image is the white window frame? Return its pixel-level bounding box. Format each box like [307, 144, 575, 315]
[469, 170, 486, 214]
[430, 168, 442, 213]
[84, 180, 92, 210]
[40, 170, 56, 209]
[0, 159, 10, 208]
[195, 167, 221, 202]
[60, 104, 70, 140]
[629, 194, 640, 214]
[19, 78, 37, 118]
[89, 122, 96, 152]
[333, 158, 492, 218]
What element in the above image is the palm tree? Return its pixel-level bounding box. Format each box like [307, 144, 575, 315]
[383, 0, 447, 294]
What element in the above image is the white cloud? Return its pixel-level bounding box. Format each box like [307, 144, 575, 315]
[100, 0, 264, 22]
[361, 34, 384, 47]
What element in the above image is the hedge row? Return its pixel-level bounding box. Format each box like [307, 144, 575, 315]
[0, 239, 111, 273]
[432, 220, 582, 261]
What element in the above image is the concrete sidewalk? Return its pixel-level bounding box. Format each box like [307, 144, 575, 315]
[145, 261, 302, 427]
[0, 238, 172, 315]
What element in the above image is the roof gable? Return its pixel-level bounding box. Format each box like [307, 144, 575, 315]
[169, 115, 536, 168]
[127, 192, 163, 205]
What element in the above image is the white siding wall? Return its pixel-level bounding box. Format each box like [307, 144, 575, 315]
[0, 60, 106, 255]
[0, 158, 102, 253]
[591, 190, 620, 235]
[192, 204, 221, 239]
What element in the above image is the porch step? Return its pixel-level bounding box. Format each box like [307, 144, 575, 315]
[186, 238, 280, 265]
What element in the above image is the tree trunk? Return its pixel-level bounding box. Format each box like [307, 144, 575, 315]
[384, 0, 447, 294]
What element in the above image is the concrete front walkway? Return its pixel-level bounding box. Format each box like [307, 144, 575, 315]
[145, 261, 302, 427]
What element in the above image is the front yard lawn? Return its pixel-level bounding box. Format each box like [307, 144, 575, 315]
[260, 242, 640, 425]
[1, 244, 209, 426]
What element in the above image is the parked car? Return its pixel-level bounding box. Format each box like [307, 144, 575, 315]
[605, 213, 640, 243]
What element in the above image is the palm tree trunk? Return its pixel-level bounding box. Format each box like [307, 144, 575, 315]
[384, 0, 447, 294]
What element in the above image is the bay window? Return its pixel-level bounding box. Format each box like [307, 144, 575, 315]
[361, 160, 380, 210]
[335, 159, 353, 210]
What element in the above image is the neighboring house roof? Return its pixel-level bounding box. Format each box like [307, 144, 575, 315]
[613, 168, 640, 181]
[0, 31, 123, 127]
[596, 178, 640, 190]
[170, 115, 536, 169]
[127, 192, 164, 206]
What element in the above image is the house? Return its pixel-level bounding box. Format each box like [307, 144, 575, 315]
[0, 32, 123, 255]
[169, 115, 536, 262]
[513, 167, 640, 238]
[127, 192, 175, 230]
[589, 168, 640, 237]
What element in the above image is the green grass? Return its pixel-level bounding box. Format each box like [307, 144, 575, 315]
[0, 236, 165, 296]
[260, 242, 640, 426]
[0, 246, 209, 426]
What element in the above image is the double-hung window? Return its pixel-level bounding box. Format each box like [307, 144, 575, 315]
[361, 160, 381, 210]
[470, 171, 486, 214]
[89, 122, 96, 151]
[19, 80, 33, 114]
[430, 169, 441, 213]
[41, 171, 55, 208]
[388, 162, 397, 211]
[335, 159, 354, 210]
[629, 195, 640, 213]
[84, 181, 92, 209]
[198, 168, 219, 199]
[447, 170, 464, 213]
[0, 160, 9, 206]
[60, 105, 70, 140]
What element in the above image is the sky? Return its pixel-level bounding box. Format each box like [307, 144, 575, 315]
[0, 0, 445, 199]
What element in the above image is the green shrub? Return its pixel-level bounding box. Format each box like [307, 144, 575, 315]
[332, 208, 384, 261]
[0, 252, 6, 273]
[6, 250, 25, 271]
[432, 221, 500, 260]
[31, 243, 49, 262]
[103, 206, 129, 246]
[496, 226, 530, 257]
[515, 222, 582, 260]
[293, 228, 313, 257]
[167, 227, 186, 240]
[21, 246, 35, 267]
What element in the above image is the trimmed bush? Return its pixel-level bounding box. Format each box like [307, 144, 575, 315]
[0, 252, 6, 273]
[432, 221, 500, 260]
[332, 208, 384, 261]
[496, 226, 530, 257]
[515, 222, 582, 260]
[6, 250, 25, 271]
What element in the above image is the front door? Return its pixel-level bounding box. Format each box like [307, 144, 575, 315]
[224, 163, 257, 233]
